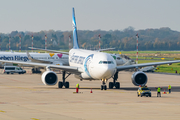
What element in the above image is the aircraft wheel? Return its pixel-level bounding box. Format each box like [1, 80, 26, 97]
[65, 82, 69, 88]
[101, 85, 103, 90]
[109, 82, 113, 89]
[58, 81, 63, 88]
[115, 82, 120, 89]
[7, 72, 9, 74]
[104, 85, 107, 90]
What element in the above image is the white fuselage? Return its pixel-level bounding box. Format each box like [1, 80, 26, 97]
[69, 49, 117, 80]
[0, 51, 69, 67]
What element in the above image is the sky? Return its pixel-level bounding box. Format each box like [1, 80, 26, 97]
[0, 0, 180, 33]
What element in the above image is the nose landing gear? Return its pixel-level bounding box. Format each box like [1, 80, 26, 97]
[101, 79, 107, 90]
[109, 72, 120, 89]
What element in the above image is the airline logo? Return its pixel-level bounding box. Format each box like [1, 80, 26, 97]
[49, 53, 55, 57]
[57, 53, 63, 58]
[72, 8, 76, 29]
[84, 54, 94, 77]
[0, 56, 29, 62]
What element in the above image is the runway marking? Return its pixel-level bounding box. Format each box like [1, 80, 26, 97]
[0, 110, 6, 113]
[31, 118, 40, 120]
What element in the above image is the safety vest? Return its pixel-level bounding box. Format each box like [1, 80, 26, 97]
[168, 85, 171, 89]
[157, 87, 161, 92]
[76, 84, 79, 88]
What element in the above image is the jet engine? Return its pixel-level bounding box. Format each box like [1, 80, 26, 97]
[41, 71, 58, 85]
[131, 71, 147, 86]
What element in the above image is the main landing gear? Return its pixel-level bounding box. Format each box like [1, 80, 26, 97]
[101, 79, 107, 90]
[58, 71, 71, 88]
[109, 72, 120, 89]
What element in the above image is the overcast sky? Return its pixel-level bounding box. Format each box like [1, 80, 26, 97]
[0, 0, 180, 33]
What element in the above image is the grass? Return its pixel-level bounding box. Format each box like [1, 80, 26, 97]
[130, 56, 174, 60]
[105, 51, 180, 54]
[138, 60, 180, 73]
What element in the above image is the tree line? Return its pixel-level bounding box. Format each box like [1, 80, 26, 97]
[0, 27, 180, 51]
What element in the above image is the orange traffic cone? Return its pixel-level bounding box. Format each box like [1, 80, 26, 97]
[90, 88, 93, 93]
[163, 89, 166, 94]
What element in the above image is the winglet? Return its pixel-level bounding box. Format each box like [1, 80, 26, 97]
[72, 8, 79, 49]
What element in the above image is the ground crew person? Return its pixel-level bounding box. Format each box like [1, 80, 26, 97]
[155, 87, 162, 97]
[168, 85, 171, 93]
[76, 84, 79, 93]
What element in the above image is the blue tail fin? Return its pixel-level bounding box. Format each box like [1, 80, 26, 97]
[72, 8, 79, 49]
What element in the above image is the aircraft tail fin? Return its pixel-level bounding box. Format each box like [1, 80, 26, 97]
[72, 8, 79, 49]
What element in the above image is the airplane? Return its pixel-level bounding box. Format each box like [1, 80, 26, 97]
[0, 51, 69, 73]
[1, 8, 180, 90]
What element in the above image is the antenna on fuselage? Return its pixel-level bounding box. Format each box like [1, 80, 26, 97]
[136, 33, 139, 64]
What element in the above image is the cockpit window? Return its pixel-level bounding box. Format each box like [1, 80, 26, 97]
[99, 61, 114, 64]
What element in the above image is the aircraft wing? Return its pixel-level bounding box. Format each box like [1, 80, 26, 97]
[26, 51, 52, 64]
[116, 60, 180, 71]
[0, 60, 81, 74]
[97, 48, 115, 52]
[28, 47, 69, 55]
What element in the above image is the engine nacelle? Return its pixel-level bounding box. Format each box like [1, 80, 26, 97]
[131, 71, 148, 86]
[41, 71, 58, 85]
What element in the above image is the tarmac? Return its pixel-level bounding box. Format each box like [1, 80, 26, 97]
[0, 70, 180, 120]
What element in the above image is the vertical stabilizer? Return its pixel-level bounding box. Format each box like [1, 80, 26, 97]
[72, 8, 79, 49]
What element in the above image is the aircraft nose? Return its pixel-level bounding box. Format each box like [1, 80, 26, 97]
[99, 65, 116, 79]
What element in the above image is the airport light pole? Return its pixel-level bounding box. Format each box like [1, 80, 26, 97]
[9, 35, 11, 51]
[45, 34, 47, 50]
[69, 35, 71, 50]
[136, 33, 139, 64]
[0, 36, 1, 51]
[31, 35, 33, 52]
[19, 35, 21, 52]
[98, 34, 101, 49]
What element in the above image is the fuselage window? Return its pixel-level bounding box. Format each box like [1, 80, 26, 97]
[103, 61, 108, 64]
